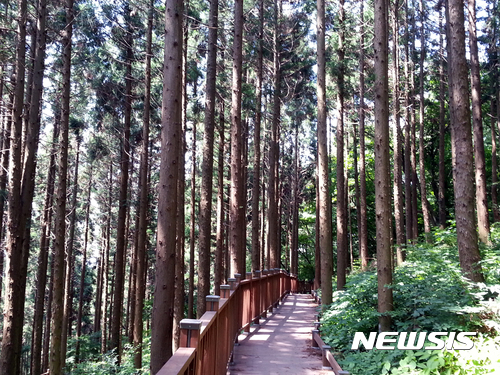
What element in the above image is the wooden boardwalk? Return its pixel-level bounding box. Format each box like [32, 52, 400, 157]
[227, 294, 333, 375]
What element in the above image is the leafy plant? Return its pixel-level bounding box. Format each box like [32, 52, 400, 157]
[320, 227, 500, 375]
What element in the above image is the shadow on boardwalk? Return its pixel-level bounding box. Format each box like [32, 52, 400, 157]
[227, 294, 333, 375]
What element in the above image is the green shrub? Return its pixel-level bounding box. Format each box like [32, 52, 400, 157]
[320, 227, 500, 375]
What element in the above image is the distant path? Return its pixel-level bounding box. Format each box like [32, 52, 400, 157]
[227, 294, 332, 375]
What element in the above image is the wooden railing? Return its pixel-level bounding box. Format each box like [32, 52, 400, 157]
[310, 292, 350, 375]
[157, 269, 298, 375]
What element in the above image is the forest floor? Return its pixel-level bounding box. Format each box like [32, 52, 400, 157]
[226, 294, 334, 375]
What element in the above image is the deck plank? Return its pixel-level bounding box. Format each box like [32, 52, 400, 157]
[227, 294, 333, 375]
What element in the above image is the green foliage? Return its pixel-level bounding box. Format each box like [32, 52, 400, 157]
[339, 339, 500, 375]
[320, 228, 500, 375]
[70, 337, 151, 374]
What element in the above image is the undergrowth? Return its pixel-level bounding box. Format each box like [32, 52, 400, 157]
[320, 225, 500, 375]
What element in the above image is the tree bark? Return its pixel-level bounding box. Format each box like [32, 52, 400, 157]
[31, 117, 58, 375]
[0, 0, 27, 372]
[468, 0, 490, 243]
[42, 251, 55, 373]
[290, 124, 299, 276]
[336, 0, 347, 290]
[438, 6, 447, 229]
[374, 0, 393, 332]
[111, 4, 133, 358]
[49, 1, 74, 373]
[197, 0, 219, 317]
[229, 0, 245, 278]
[188, 121, 196, 319]
[358, 0, 369, 271]
[61, 139, 81, 368]
[446, 0, 484, 282]
[173, 104, 186, 351]
[0, 77, 8, 307]
[75, 168, 92, 362]
[317, 0, 333, 306]
[404, 0, 414, 243]
[252, 0, 264, 273]
[392, 0, 405, 264]
[418, 0, 433, 239]
[215, 103, 225, 294]
[268, 0, 281, 271]
[101, 162, 113, 354]
[133, 0, 153, 367]
[150, 0, 183, 370]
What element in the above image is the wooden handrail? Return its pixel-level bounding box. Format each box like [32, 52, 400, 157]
[312, 330, 350, 375]
[157, 269, 299, 375]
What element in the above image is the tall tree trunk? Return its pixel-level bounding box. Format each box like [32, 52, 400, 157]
[418, 0, 433, 239]
[336, 0, 347, 290]
[468, 0, 490, 243]
[125, 149, 137, 342]
[75, 168, 92, 362]
[446, 0, 484, 282]
[410, 21, 419, 240]
[22, 0, 48, 279]
[374, 0, 393, 332]
[229, 0, 244, 277]
[31, 118, 58, 375]
[188, 122, 196, 319]
[50, 1, 74, 372]
[269, 0, 281, 270]
[111, 5, 133, 358]
[101, 162, 113, 354]
[438, 6, 447, 229]
[133, 0, 153, 367]
[0, 0, 27, 372]
[20, 7, 50, 371]
[490, 0, 500, 223]
[240, 113, 249, 276]
[0, 88, 8, 307]
[317, 0, 333, 306]
[392, 0, 405, 264]
[42, 251, 55, 373]
[197, 0, 219, 317]
[358, 0, 369, 271]
[314, 171, 321, 289]
[150, 0, 183, 370]
[290, 124, 299, 276]
[174, 12, 188, 346]
[251, 0, 264, 273]
[352, 124, 361, 267]
[173, 107, 186, 351]
[215, 103, 225, 294]
[61, 140, 81, 369]
[404, 0, 414, 243]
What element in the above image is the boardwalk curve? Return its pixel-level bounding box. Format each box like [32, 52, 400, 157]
[227, 294, 332, 375]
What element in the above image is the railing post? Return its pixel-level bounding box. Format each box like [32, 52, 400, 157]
[245, 272, 255, 332]
[322, 345, 332, 370]
[273, 269, 280, 308]
[314, 321, 321, 332]
[234, 273, 241, 285]
[253, 270, 261, 325]
[312, 329, 320, 349]
[228, 277, 237, 291]
[179, 319, 202, 348]
[262, 269, 269, 316]
[205, 295, 220, 312]
[220, 284, 230, 298]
